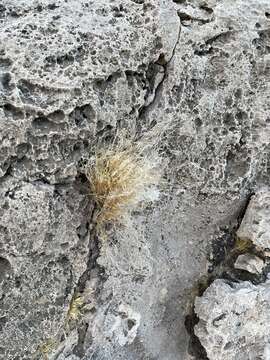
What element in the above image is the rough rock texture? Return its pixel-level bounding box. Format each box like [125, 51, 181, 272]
[0, 177, 90, 359]
[237, 189, 270, 249]
[0, 0, 270, 359]
[195, 278, 270, 360]
[234, 253, 265, 274]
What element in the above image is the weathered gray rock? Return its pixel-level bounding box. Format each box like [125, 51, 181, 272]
[237, 189, 270, 249]
[0, 0, 270, 359]
[195, 278, 270, 360]
[234, 253, 265, 274]
[0, 177, 89, 359]
[0, 0, 178, 184]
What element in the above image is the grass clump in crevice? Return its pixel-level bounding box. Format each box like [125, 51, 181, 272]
[86, 143, 161, 229]
[36, 338, 59, 360]
[66, 294, 85, 323]
[65, 288, 95, 329]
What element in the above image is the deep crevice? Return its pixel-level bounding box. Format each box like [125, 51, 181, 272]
[69, 199, 105, 358]
[178, 11, 211, 25]
[184, 193, 262, 359]
[73, 322, 90, 358]
[74, 204, 100, 293]
[135, 11, 182, 134]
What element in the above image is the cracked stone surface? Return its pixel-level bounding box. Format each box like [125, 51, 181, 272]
[194, 278, 270, 360]
[0, 177, 89, 359]
[0, 0, 270, 359]
[237, 189, 270, 250]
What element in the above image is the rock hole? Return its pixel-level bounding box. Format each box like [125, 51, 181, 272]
[76, 223, 88, 240]
[0, 72, 12, 90]
[56, 53, 74, 67]
[127, 319, 136, 330]
[76, 172, 88, 184]
[130, 0, 144, 4]
[16, 143, 30, 159]
[0, 316, 7, 331]
[3, 104, 24, 120]
[0, 57, 12, 70]
[48, 3, 59, 10]
[15, 276, 21, 288]
[17, 79, 36, 103]
[212, 313, 226, 327]
[48, 110, 65, 122]
[194, 117, 202, 128]
[178, 11, 192, 22]
[96, 124, 114, 137]
[224, 341, 233, 350]
[32, 116, 65, 134]
[0, 257, 12, 282]
[200, 5, 214, 14]
[70, 104, 95, 126]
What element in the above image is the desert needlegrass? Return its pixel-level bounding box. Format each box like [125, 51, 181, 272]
[86, 144, 160, 227]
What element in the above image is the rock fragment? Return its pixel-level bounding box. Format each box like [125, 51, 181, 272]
[234, 253, 265, 274]
[237, 190, 270, 250]
[195, 279, 270, 360]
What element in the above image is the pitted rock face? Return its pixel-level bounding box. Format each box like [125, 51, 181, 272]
[145, 0, 270, 195]
[0, 0, 179, 184]
[0, 178, 89, 359]
[0, 0, 270, 359]
[195, 279, 270, 360]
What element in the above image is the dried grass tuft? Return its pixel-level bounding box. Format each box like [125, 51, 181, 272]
[86, 143, 161, 228]
[37, 338, 58, 360]
[66, 294, 84, 322]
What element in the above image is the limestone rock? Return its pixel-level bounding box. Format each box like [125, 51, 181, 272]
[195, 278, 270, 360]
[0, 0, 270, 359]
[0, 177, 89, 359]
[104, 304, 141, 347]
[0, 0, 177, 184]
[234, 253, 265, 274]
[237, 189, 270, 249]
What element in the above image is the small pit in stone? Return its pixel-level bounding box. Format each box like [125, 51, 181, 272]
[127, 319, 136, 330]
[0, 257, 12, 282]
[0, 316, 7, 331]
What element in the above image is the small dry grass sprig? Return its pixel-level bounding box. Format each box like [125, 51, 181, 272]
[66, 294, 84, 322]
[37, 338, 58, 360]
[86, 143, 161, 228]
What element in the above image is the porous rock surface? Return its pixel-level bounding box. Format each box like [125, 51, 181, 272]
[237, 189, 270, 250]
[0, 0, 270, 359]
[194, 278, 270, 360]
